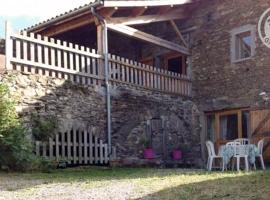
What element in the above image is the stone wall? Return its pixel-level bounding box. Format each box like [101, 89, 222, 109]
[187, 0, 270, 111]
[0, 70, 107, 135]
[0, 70, 202, 166]
[110, 85, 202, 166]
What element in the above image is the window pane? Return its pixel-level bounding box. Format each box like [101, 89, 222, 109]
[242, 111, 250, 138]
[220, 114, 238, 140]
[236, 31, 251, 60]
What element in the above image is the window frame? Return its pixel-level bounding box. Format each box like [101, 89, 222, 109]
[230, 25, 256, 63]
[205, 108, 251, 147]
[164, 52, 187, 75]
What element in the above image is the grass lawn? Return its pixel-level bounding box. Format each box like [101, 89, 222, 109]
[0, 167, 269, 200]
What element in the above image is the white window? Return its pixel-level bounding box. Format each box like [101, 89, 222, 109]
[231, 25, 256, 63]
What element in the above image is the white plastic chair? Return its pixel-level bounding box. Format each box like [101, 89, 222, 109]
[234, 138, 250, 145]
[206, 141, 224, 171]
[226, 141, 249, 171]
[255, 139, 266, 170]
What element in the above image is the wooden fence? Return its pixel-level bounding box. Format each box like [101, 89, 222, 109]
[108, 55, 191, 95]
[6, 30, 102, 86]
[35, 128, 114, 165]
[5, 25, 192, 96]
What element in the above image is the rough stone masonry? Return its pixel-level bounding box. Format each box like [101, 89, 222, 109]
[0, 70, 203, 166]
[187, 0, 270, 111]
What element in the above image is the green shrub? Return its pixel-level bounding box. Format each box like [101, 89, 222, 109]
[31, 114, 58, 141]
[0, 83, 35, 171]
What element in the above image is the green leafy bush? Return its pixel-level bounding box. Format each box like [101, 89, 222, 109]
[0, 83, 35, 171]
[31, 114, 58, 141]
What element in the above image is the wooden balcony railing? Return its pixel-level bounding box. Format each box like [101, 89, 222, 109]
[5, 27, 192, 96]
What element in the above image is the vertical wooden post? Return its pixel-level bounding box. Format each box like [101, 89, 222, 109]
[100, 140, 104, 164]
[30, 33, 36, 74]
[37, 34, 43, 75]
[104, 144, 108, 163]
[89, 130, 93, 164]
[95, 136, 98, 164]
[84, 130, 88, 164]
[36, 141, 40, 156]
[187, 56, 192, 96]
[55, 133, 59, 161]
[49, 138, 53, 160]
[44, 36, 50, 76]
[69, 42, 74, 82]
[238, 111, 243, 138]
[5, 21, 12, 70]
[61, 132, 65, 159]
[67, 130, 71, 164]
[215, 114, 220, 148]
[97, 25, 105, 79]
[78, 129, 83, 164]
[73, 129, 77, 164]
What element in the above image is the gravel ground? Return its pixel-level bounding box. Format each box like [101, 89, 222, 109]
[0, 180, 137, 200]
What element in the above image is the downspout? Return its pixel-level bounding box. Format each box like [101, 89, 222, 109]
[91, 7, 112, 156]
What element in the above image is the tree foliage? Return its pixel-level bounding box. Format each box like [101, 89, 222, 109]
[0, 83, 35, 171]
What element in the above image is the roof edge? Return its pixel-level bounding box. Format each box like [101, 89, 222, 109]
[102, 0, 193, 7]
[26, 0, 102, 33]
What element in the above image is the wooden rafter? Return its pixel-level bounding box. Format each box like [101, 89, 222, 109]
[98, 7, 117, 18]
[107, 24, 190, 55]
[40, 14, 94, 37]
[158, 6, 172, 14]
[170, 20, 188, 47]
[131, 7, 147, 17]
[107, 9, 186, 25]
[103, 0, 193, 7]
[31, 8, 116, 36]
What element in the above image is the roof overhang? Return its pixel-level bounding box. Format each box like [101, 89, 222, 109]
[102, 0, 193, 7]
[26, 0, 199, 34]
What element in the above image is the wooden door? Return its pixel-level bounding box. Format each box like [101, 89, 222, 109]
[250, 109, 270, 162]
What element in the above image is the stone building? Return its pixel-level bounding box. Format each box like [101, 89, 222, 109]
[1, 0, 270, 166]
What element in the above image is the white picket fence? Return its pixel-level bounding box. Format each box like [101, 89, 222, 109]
[108, 54, 192, 95]
[35, 128, 114, 165]
[5, 23, 192, 96]
[6, 28, 102, 86]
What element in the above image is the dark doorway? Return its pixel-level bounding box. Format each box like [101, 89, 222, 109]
[168, 56, 182, 74]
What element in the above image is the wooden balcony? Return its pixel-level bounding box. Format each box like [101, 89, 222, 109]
[5, 29, 192, 96]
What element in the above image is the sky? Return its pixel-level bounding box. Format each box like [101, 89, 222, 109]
[0, 0, 92, 38]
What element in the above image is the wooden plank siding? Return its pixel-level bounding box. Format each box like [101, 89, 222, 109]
[250, 109, 270, 162]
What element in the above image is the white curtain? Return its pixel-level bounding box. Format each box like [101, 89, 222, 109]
[220, 116, 228, 140]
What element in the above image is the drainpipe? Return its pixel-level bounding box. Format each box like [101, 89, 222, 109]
[91, 7, 112, 156]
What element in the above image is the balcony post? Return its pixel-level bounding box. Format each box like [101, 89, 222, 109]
[97, 24, 105, 79]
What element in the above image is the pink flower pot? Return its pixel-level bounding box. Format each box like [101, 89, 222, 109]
[172, 150, 182, 160]
[143, 148, 155, 159]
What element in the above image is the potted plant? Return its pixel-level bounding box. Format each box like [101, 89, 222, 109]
[140, 137, 155, 159]
[172, 149, 182, 161]
[172, 143, 189, 161]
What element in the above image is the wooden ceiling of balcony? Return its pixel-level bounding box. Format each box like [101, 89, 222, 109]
[30, 4, 193, 37]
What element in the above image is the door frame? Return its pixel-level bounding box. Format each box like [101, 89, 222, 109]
[205, 108, 250, 148]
